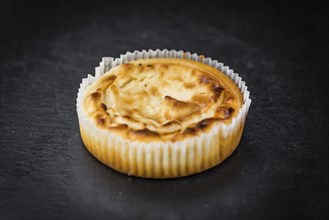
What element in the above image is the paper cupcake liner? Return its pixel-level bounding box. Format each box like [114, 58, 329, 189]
[76, 49, 251, 178]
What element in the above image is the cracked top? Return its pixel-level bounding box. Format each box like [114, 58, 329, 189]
[82, 58, 243, 142]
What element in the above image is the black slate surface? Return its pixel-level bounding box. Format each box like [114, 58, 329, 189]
[1, 1, 328, 219]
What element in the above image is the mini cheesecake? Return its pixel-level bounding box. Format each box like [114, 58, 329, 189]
[77, 54, 250, 178]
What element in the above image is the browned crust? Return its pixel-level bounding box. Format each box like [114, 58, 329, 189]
[82, 58, 243, 142]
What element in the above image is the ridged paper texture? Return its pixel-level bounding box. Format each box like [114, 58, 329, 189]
[76, 49, 251, 178]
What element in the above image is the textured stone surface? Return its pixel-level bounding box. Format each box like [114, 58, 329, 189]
[0, 1, 328, 219]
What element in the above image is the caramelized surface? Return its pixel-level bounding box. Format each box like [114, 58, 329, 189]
[83, 58, 243, 142]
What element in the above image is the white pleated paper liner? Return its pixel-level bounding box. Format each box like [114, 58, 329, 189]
[76, 49, 251, 178]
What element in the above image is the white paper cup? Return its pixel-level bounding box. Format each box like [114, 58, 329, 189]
[76, 49, 251, 178]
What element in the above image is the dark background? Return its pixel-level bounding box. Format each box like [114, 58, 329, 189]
[0, 0, 328, 219]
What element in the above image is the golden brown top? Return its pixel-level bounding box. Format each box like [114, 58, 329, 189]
[83, 58, 243, 142]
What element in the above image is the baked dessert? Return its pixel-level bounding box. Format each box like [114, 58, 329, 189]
[77, 50, 251, 178]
